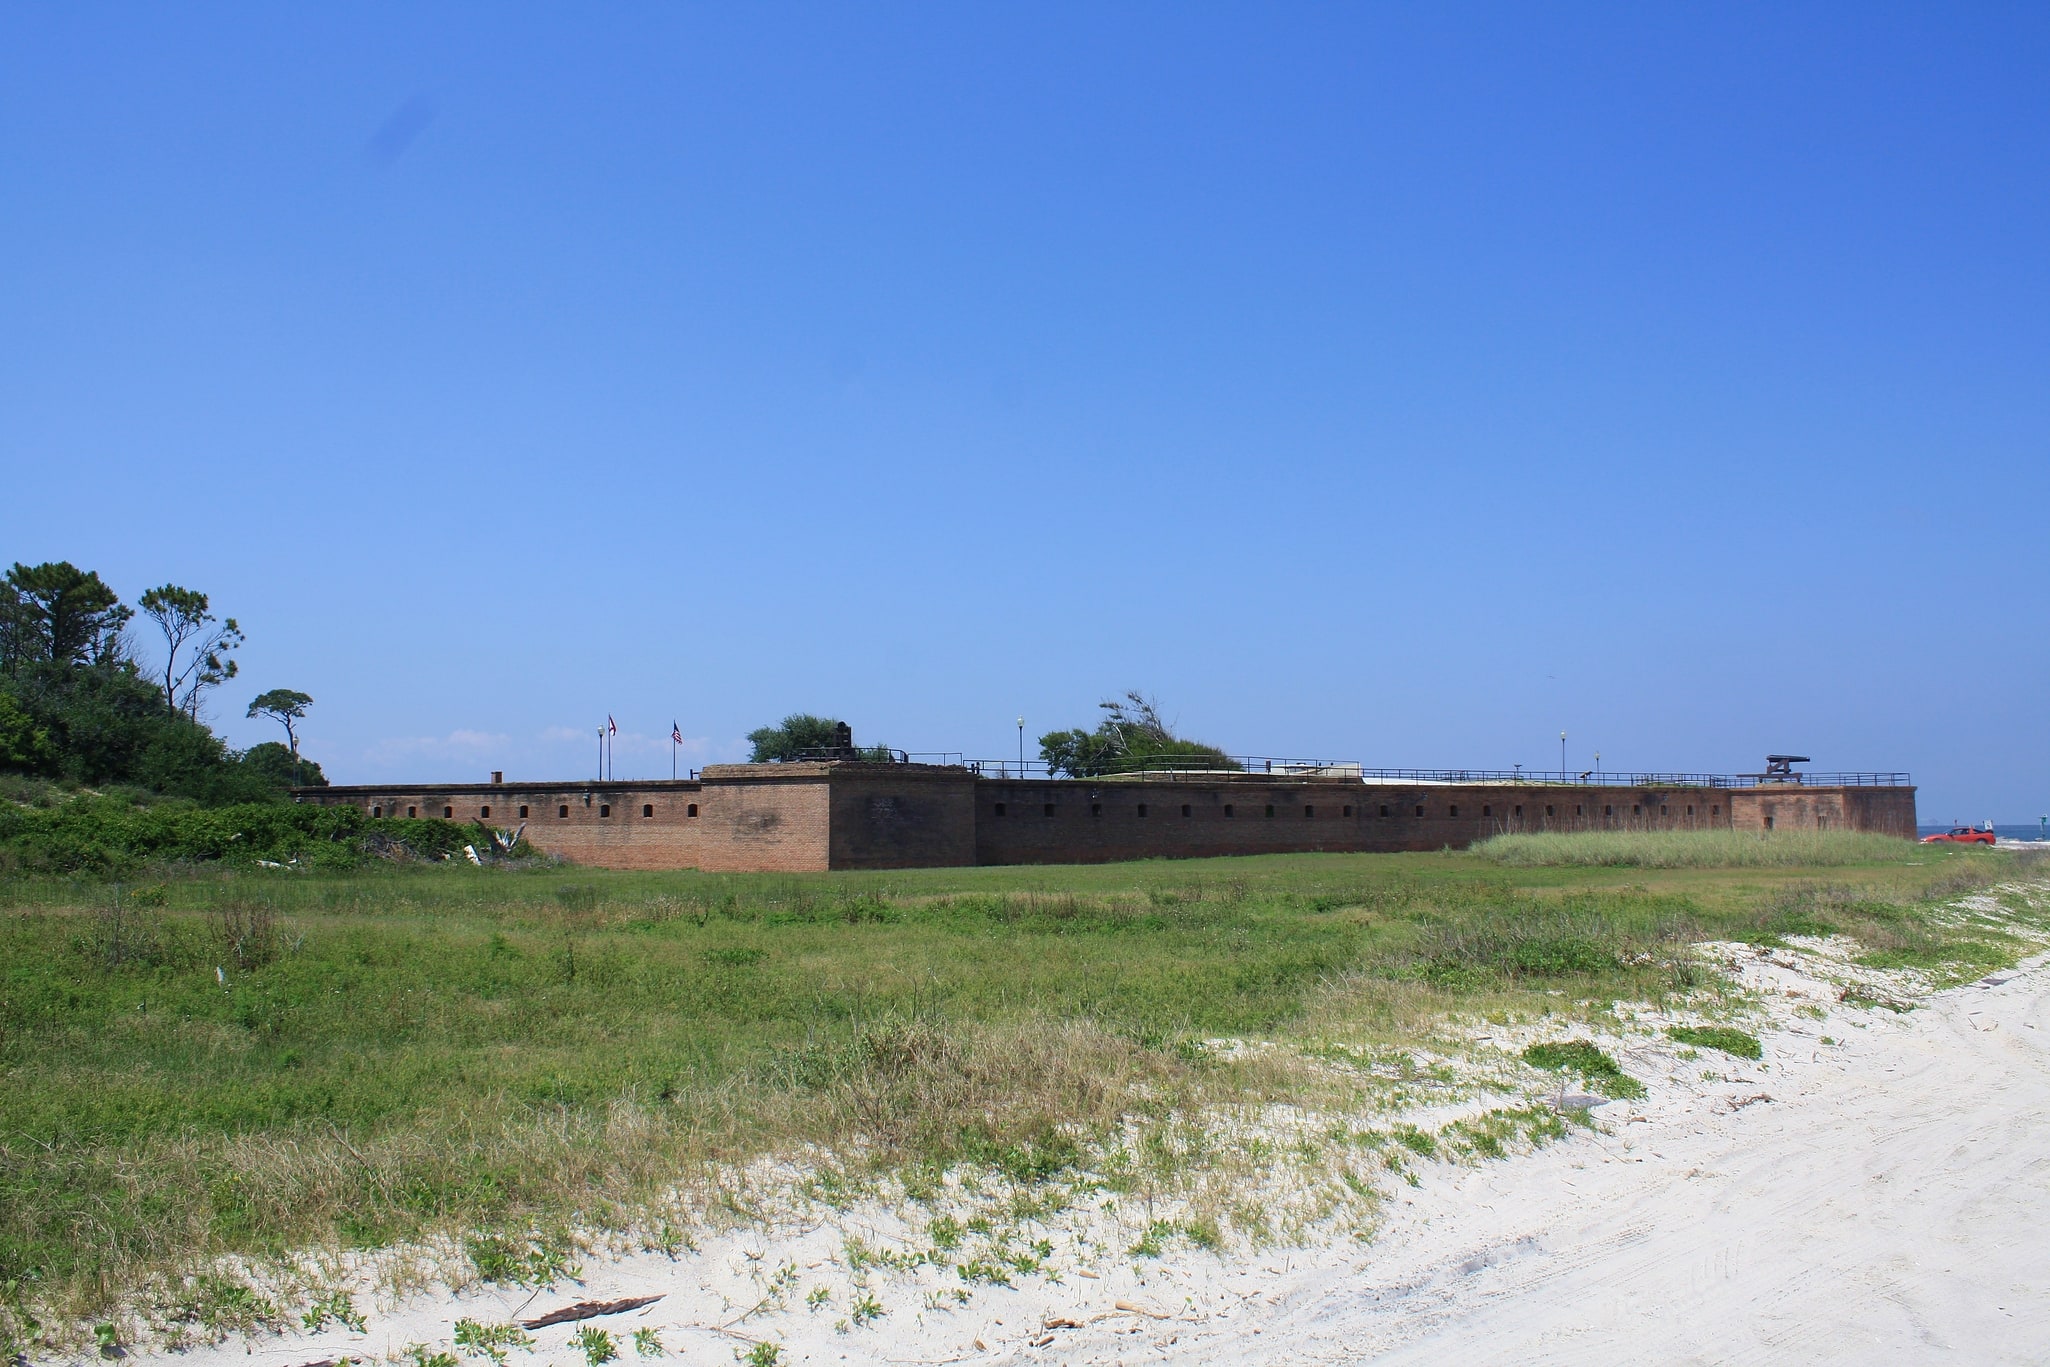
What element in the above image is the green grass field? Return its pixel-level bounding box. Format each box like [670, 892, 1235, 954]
[0, 832, 2036, 1346]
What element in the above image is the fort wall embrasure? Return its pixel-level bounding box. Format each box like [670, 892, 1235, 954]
[299, 763, 1915, 872]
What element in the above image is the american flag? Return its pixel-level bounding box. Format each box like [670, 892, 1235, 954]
[671, 721, 684, 745]
[607, 715, 617, 736]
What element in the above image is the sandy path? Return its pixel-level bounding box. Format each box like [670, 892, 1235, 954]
[1157, 954, 2050, 1364]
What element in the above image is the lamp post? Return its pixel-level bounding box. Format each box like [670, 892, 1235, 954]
[1559, 731, 1566, 777]
[1017, 717, 1025, 777]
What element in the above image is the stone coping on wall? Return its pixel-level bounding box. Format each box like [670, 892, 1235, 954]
[696, 762, 973, 781]
[299, 779, 706, 796]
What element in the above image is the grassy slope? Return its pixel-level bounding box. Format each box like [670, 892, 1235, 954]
[1475, 827, 1921, 868]
[0, 837, 2033, 1337]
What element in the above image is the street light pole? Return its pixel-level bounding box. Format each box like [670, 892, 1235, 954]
[1560, 731, 1566, 777]
[1017, 717, 1025, 776]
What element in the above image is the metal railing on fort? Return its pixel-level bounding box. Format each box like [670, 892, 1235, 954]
[762, 747, 1910, 789]
[947, 757, 1910, 788]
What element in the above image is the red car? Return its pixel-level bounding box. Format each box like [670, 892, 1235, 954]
[1922, 826, 1996, 845]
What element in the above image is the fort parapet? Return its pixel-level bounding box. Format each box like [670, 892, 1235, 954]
[296, 761, 1917, 872]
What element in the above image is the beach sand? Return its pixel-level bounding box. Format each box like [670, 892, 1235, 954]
[145, 908, 2050, 1366]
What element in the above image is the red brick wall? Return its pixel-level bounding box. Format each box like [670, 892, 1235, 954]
[969, 778, 1740, 865]
[1729, 785, 1918, 838]
[293, 773, 835, 872]
[689, 767, 834, 872]
[297, 769, 1915, 871]
[1844, 786, 1919, 839]
[825, 766, 979, 869]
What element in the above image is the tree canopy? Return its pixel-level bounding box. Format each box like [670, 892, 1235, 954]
[0, 558, 308, 804]
[138, 584, 243, 717]
[3, 562, 130, 668]
[242, 740, 328, 789]
[1037, 691, 1239, 778]
[745, 713, 895, 763]
[248, 689, 313, 750]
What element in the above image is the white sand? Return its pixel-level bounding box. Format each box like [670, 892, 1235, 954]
[1193, 951, 2050, 1364]
[146, 924, 2050, 1367]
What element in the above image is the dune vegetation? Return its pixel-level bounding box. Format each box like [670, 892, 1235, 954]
[0, 836, 2038, 1354]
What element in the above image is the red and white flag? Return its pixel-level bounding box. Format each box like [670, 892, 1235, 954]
[671, 721, 684, 745]
[607, 715, 617, 736]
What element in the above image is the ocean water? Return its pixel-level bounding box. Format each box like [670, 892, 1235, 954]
[1917, 823, 2050, 844]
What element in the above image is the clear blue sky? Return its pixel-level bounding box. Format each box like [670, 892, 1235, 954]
[2, 4, 2044, 822]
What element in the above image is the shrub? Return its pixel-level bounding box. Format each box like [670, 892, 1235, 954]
[0, 793, 524, 874]
[1522, 1040, 1646, 1099]
[1667, 1025, 1763, 1060]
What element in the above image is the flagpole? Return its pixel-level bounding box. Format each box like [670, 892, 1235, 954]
[596, 727, 602, 781]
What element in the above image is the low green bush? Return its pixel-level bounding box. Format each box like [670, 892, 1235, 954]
[1666, 1025, 1762, 1059]
[0, 793, 519, 874]
[1521, 1039, 1646, 1099]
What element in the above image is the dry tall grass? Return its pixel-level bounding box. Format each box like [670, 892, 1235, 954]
[1475, 827, 1932, 868]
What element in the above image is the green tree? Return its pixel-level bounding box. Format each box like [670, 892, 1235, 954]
[0, 560, 295, 802]
[745, 713, 894, 762]
[137, 584, 244, 717]
[135, 715, 280, 804]
[3, 562, 131, 667]
[1038, 691, 1238, 778]
[0, 578, 33, 677]
[9, 659, 173, 785]
[0, 684, 57, 773]
[241, 740, 328, 789]
[247, 689, 314, 781]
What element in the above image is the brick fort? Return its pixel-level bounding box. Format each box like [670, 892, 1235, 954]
[296, 742, 1917, 872]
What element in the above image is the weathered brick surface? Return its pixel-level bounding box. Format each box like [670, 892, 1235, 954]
[296, 768, 1916, 871]
[1728, 784, 1918, 839]
[824, 765, 979, 869]
[694, 766, 833, 872]
[972, 778, 1744, 864]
